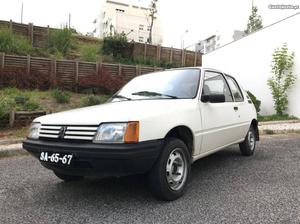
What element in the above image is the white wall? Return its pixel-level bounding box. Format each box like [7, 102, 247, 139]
[203, 13, 300, 117]
[96, 0, 163, 45]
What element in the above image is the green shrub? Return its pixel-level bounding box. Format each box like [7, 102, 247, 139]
[48, 28, 72, 56]
[268, 43, 296, 115]
[81, 95, 108, 107]
[3, 87, 22, 96]
[22, 101, 40, 111]
[81, 46, 99, 62]
[246, 91, 261, 113]
[102, 33, 129, 58]
[0, 97, 15, 119]
[0, 28, 14, 52]
[13, 36, 32, 55]
[52, 89, 70, 104]
[0, 28, 32, 55]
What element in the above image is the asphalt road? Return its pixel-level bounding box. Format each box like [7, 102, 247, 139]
[1, 134, 300, 224]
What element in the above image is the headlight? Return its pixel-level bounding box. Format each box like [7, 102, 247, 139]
[93, 122, 139, 143]
[27, 123, 41, 139]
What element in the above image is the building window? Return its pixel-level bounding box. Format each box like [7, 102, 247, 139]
[139, 24, 144, 31]
[139, 36, 144, 42]
[116, 9, 125, 12]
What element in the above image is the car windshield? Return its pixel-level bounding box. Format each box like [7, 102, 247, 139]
[111, 69, 200, 101]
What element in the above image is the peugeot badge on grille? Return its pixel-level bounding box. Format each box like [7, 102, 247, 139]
[59, 126, 67, 139]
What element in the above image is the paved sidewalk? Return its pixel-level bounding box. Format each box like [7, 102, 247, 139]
[259, 120, 300, 134]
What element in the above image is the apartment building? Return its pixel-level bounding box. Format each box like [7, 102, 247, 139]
[94, 0, 163, 45]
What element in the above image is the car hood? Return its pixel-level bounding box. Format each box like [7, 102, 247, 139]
[35, 99, 194, 125]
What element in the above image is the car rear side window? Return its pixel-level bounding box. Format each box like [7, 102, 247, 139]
[203, 71, 233, 102]
[226, 75, 244, 102]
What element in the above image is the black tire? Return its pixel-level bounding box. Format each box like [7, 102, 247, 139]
[148, 138, 191, 201]
[239, 125, 256, 156]
[53, 171, 83, 182]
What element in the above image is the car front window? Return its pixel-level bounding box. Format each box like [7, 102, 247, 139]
[111, 69, 200, 101]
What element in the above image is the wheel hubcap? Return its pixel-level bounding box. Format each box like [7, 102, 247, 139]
[166, 148, 187, 191]
[248, 131, 255, 151]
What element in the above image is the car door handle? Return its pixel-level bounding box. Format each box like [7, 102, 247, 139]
[234, 106, 239, 111]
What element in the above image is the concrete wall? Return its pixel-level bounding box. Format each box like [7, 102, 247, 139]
[203, 13, 300, 117]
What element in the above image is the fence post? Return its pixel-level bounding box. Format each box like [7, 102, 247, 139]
[9, 20, 13, 33]
[194, 52, 198, 66]
[50, 57, 57, 87]
[28, 23, 34, 46]
[0, 53, 4, 86]
[0, 52, 4, 70]
[46, 25, 50, 47]
[27, 55, 31, 74]
[170, 47, 173, 64]
[135, 65, 139, 76]
[157, 45, 161, 63]
[118, 64, 122, 76]
[144, 43, 147, 61]
[99, 62, 103, 79]
[95, 62, 98, 74]
[9, 109, 15, 128]
[181, 49, 185, 66]
[75, 61, 79, 92]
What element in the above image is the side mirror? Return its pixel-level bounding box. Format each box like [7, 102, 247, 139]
[201, 94, 225, 103]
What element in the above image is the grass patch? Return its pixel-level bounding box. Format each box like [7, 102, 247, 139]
[0, 150, 29, 159]
[52, 89, 71, 104]
[0, 88, 110, 126]
[0, 28, 32, 55]
[258, 114, 298, 122]
[80, 95, 110, 107]
[264, 129, 275, 135]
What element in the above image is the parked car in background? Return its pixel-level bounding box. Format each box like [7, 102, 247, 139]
[23, 67, 259, 201]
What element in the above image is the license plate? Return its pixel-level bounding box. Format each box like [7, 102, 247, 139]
[40, 152, 73, 165]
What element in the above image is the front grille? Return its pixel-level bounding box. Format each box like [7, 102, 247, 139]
[39, 125, 98, 141]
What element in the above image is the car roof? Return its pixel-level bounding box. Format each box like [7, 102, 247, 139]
[166, 67, 224, 74]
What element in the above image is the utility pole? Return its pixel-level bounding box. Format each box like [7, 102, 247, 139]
[68, 13, 71, 29]
[21, 2, 23, 23]
[180, 30, 188, 49]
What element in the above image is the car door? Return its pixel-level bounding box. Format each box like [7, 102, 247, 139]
[199, 70, 240, 153]
[225, 75, 251, 140]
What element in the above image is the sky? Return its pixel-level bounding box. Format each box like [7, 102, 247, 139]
[0, 0, 299, 49]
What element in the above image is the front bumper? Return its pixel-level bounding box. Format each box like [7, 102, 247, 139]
[23, 139, 163, 177]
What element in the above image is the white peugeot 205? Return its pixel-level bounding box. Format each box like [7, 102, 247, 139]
[23, 67, 259, 201]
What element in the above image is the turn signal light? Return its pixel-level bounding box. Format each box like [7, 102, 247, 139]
[124, 121, 139, 143]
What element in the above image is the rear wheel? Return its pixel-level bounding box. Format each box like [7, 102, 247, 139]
[239, 126, 256, 156]
[53, 171, 83, 182]
[148, 138, 191, 201]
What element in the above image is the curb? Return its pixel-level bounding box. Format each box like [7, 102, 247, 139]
[259, 129, 300, 135]
[259, 120, 300, 126]
[0, 138, 24, 146]
[0, 143, 28, 159]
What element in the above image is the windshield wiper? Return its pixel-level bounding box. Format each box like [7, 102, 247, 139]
[112, 94, 131, 101]
[132, 91, 178, 99]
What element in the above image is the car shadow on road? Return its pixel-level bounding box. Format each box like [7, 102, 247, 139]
[47, 146, 246, 204]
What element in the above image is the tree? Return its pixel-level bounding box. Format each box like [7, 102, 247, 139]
[245, 6, 263, 34]
[267, 44, 296, 115]
[148, 0, 158, 44]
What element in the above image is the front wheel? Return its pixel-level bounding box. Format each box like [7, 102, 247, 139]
[148, 138, 191, 201]
[239, 126, 256, 156]
[53, 171, 83, 182]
